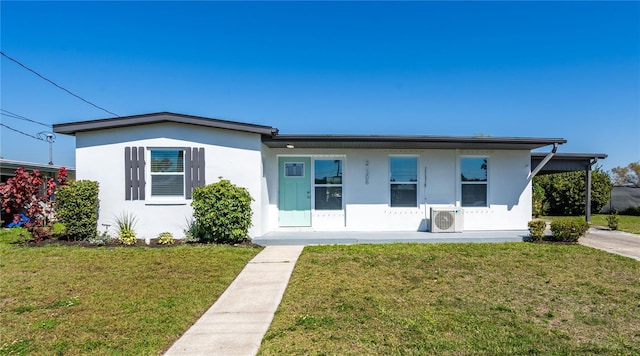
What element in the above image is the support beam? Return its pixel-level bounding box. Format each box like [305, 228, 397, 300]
[529, 143, 559, 179]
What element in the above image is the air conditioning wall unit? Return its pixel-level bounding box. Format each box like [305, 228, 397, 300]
[430, 208, 464, 233]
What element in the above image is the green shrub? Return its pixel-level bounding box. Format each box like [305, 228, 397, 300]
[51, 222, 66, 237]
[191, 178, 254, 244]
[619, 206, 640, 216]
[157, 232, 174, 245]
[183, 218, 202, 243]
[54, 180, 99, 241]
[550, 219, 589, 242]
[115, 212, 137, 245]
[527, 220, 546, 241]
[87, 231, 115, 246]
[0, 227, 32, 244]
[534, 168, 612, 216]
[532, 183, 545, 218]
[606, 212, 619, 230]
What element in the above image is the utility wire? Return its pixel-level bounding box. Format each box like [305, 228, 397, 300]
[0, 123, 44, 141]
[1, 51, 120, 117]
[0, 109, 51, 128]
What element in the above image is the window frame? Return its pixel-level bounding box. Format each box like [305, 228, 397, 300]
[459, 155, 489, 208]
[148, 148, 187, 199]
[283, 162, 306, 178]
[313, 158, 344, 211]
[389, 155, 419, 208]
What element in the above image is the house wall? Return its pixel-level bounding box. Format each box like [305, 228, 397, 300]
[75, 123, 265, 239]
[263, 148, 532, 232]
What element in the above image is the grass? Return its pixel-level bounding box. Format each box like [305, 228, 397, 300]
[544, 214, 640, 234]
[0, 228, 261, 355]
[260, 243, 640, 355]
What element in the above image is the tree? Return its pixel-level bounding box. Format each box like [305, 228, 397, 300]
[0, 167, 68, 228]
[534, 167, 612, 216]
[611, 162, 640, 187]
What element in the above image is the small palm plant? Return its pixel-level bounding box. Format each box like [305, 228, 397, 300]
[115, 212, 138, 245]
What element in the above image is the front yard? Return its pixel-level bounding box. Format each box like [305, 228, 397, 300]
[260, 243, 640, 355]
[0, 230, 261, 355]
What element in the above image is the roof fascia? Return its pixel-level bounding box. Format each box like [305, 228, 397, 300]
[53, 112, 277, 136]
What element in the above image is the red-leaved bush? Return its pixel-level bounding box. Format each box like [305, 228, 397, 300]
[0, 167, 68, 233]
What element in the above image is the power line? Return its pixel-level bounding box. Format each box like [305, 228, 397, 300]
[0, 51, 120, 117]
[0, 123, 44, 141]
[0, 109, 51, 128]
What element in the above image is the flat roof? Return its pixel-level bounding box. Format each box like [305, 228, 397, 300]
[263, 135, 566, 150]
[531, 152, 607, 174]
[53, 112, 278, 136]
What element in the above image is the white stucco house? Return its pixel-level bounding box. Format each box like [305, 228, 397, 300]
[53, 112, 581, 239]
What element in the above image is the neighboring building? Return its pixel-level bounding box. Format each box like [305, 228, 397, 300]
[601, 186, 640, 213]
[53, 112, 600, 239]
[0, 159, 75, 183]
[0, 159, 76, 225]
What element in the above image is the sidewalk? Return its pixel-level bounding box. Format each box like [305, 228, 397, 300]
[580, 227, 640, 261]
[164, 245, 304, 356]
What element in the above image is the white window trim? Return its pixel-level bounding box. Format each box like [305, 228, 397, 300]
[147, 147, 188, 202]
[312, 157, 345, 211]
[458, 155, 490, 209]
[389, 155, 419, 208]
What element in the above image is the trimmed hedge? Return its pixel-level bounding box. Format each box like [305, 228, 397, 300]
[527, 220, 547, 241]
[54, 180, 99, 241]
[550, 219, 589, 242]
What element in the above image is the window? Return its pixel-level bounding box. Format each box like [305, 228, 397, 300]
[314, 159, 342, 210]
[461, 157, 488, 207]
[390, 157, 417, 207]
[150, 150, 185, 196]
[284, 162, 305, 177]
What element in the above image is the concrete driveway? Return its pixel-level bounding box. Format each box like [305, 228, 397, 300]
[580, 227, 640, 261]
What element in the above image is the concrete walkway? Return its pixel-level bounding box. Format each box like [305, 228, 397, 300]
[254, 230, 529, 246]
[164, 245, 304, 356]
[580, 227, 640, 261]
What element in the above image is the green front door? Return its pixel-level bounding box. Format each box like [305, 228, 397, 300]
[278, 157, 311, 226]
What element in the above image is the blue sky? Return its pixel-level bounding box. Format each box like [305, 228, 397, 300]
[1, 1, 638, 172]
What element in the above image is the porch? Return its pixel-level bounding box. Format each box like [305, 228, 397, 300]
[253, 230, 529, 246]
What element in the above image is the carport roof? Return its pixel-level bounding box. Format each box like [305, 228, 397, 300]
[531, 152, 608, 174]
[262, 135, 566, 150]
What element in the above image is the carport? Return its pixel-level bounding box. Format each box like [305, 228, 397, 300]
[531, 152, 608, 222]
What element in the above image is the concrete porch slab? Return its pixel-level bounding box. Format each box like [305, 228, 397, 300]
[253, 230, 529, 246]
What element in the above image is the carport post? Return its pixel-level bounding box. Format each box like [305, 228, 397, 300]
[585, 158, 598, 223]
[586, 164, 592, 223]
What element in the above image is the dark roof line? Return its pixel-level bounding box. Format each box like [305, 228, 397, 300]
[52, 111, 570, 150]
[531, 152, 607, 159]
[263, 135, 566, 150]
[53, 112, 278, 136]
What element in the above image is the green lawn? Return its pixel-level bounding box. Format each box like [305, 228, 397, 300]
[260, 243, 640, 355]
[544, 214, 640, 234]
[0, 229, 261, 355]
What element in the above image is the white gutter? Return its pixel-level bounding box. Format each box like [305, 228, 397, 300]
[529, 143, 559, 179]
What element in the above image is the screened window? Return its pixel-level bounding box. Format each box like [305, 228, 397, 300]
[150, 150, 185, 196]
[390, 157, 417, 207]
[461, 157, 488, 207]
[314, 159, 343, 210]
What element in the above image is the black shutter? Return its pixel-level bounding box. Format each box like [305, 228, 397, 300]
[186, 147, 205, 199]
[125, 147, 146, 200]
